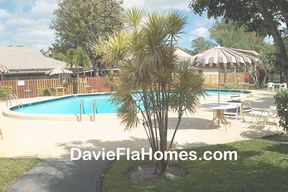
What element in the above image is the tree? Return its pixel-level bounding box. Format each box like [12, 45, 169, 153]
[92, 8, 205, 175]
[50, 52, 66, 61]
[66, 47, 91, 93]
[256, 43, 278, 84]
[189, 0, 288, 82]
[191, 37, 215, 54]
[275, 90, 288, 132]
[50, 0, 123, 74]
[209, 20, 264, 50]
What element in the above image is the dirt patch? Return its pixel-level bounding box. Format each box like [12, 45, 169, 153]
[130, 164, 188, 184]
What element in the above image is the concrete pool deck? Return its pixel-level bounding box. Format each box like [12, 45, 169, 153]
[0, 90, 281, 192]
[0, 90, 280, 158]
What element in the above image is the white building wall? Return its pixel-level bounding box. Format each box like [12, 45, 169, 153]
[199, 67, 219, 75]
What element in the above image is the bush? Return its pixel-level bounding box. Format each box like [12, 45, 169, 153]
[0, 86, 12, 100]
[274, 90, 288, 132]
[39, 87, 51, 96]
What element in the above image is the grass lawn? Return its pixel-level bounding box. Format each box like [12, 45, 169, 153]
[103, 137, 288, 192]
[0, 158, 40, 192]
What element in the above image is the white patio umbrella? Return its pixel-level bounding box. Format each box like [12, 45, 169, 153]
[191, 45, 260, 105]
[0, 64, 9, 80]
[45, 67, 73, 78]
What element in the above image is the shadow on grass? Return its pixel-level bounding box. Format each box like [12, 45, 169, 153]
[240, 124, 277, 139]
[264, 143, 288, 155]
[260, 134, 288, 155]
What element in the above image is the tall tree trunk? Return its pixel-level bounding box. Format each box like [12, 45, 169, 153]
[247, 65, 260, 88]
[257, 0, 288, 83]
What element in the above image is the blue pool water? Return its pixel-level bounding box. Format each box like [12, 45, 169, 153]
[13, 94, 117, 115]
[205, 90, 249, 96]
[12, 90, 250, 115]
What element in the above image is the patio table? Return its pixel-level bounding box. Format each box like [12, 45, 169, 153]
[85, 85, 92, 93]
[204, 103, 239, 131]
[56, 86, 66, 96]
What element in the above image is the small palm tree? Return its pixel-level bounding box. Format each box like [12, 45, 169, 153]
[66, 47, 91, 93]
[90, 7, 204, 176]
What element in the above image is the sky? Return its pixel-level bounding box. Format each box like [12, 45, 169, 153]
[0, 0, 215, 51]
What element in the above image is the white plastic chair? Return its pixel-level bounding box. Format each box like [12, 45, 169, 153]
[249, 107, 278, 130]
[280, 83, 287, 90]
[267, 82, 275, 91]
[223, 104, 241, 120]
[230, 94, 241, 101]
[224, 100, 252, 122]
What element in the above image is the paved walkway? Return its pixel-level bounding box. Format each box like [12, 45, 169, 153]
[6, 159, 112, 192]
[0, 90, 280, 192]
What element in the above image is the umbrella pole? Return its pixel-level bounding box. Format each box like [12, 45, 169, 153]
[218, 68, 221, 126]
[218, 68, 220, 105]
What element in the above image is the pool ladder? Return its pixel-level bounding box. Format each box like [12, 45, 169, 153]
[79, 99, 97, 121]
[228, 83, 245, 95]
[7, 94, 23, 108]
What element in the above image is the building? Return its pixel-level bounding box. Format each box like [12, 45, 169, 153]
[0, 47, 67, 80]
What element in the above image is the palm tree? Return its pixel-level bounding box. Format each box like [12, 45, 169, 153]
[66, 47, 91, 93]
[66, 48, 76, 68]
[90, 7, 205, 176]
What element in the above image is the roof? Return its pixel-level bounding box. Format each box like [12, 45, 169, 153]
[175, 47, 193, 61]
[191, 46, 259, 68]
[0, 47, 66, 71]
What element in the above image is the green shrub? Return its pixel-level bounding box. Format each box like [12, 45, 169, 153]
[274, 90, 288, 132]
[0, 86, 12, 100]
[39, 87, 51, 96]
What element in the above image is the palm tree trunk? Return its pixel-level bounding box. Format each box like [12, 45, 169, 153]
[169, 110, 183, 149]
[77, 66, 80, 93]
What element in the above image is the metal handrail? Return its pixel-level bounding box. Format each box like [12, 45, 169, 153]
[8, 94, 23, 108]
[81, 99, 86, 114]
[79, 99, 86, 121]
[79, 99, 98, 122]
[229, 82, 250, 95]
[92, 99, 97, 121]
[228, 84, 240, 94]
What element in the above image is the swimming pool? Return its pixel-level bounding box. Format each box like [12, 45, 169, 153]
[10, 89, 250, 115]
